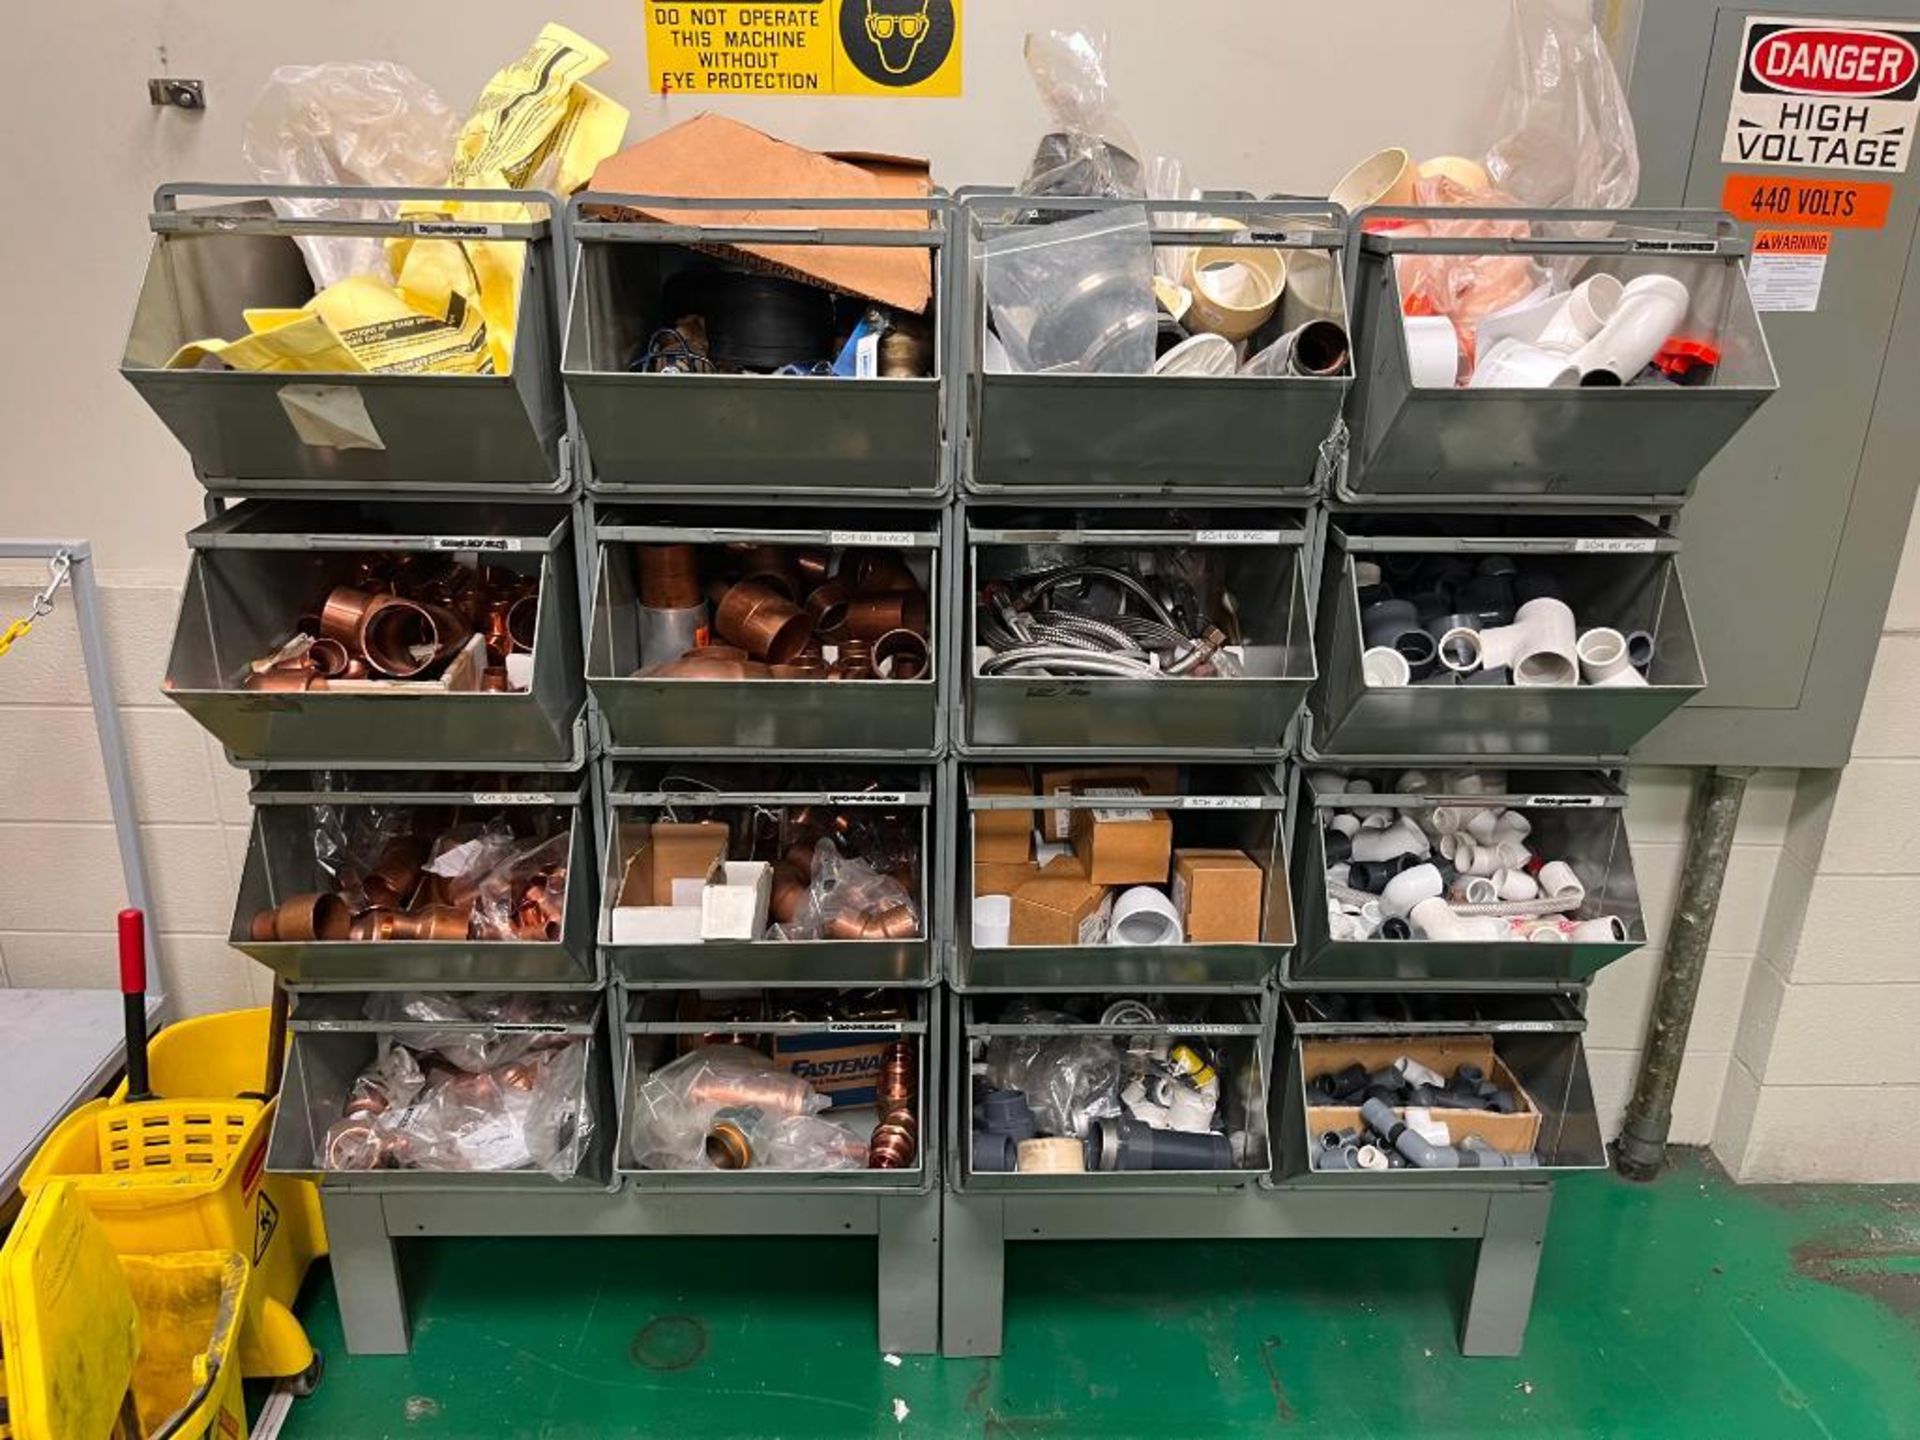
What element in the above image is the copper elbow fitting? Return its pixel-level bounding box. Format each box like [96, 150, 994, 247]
[306, 637, 352, 678]
[320, 586, 379, 646]
[638, 543, 704, 609]
[804, 579, 853, 636]
[872, 629, 929, 681]
[769, 860, 811, 924]
[363, 836, 428, 910]
[714, 579, 814, 663]
[843, 592, 928, 642]
[270, 892, 351, 941]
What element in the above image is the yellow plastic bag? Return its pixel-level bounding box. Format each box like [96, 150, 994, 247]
[449, 23, 612, 189]
[165, 311, 366, 374]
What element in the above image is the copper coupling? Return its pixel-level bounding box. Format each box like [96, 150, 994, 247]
[842, 591, 929, 643]
[250, 892, 351, 942]
[346, 905, 471, 942]
[639, 543, 704, 609]
[869, 1105, 918, 1169]
[360, 596, 471, 678]
[872, 629, 929, 681]
[363, 836, 428, 910]
[768, 860, 812, 924]
[714, 578, 814, 663]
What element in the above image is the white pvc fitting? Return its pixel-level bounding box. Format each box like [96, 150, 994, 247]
[1358, 899, 1384, 932]
[1566, 915, 1628, 943]
[1533, 274, 1624, 354]
[972, 895, 1012, 948]
[1570, 273, 1691, 386]
[1464, 808, 1502, 843]
[1403, 314, 1461, 388]
[1326, 863, 1351, 888]
[1590, 666, 1650, 688]
[1380, 863, 1444, 919]
[1109, 887, 1184, 946]
[1437, 626, 1483, 673]
[1328, 907, 1364, 941]
[1522, 921, 1569, 943]
[1357, 811, 1395, 830]
[1397, 770, 1438, 794]
[1447, 771, 1508, 796]
[1408, 896, 1508, 942]
[1478, 598, 1574, 680]
[1330, 146, 1416, 212]
[1577, 627, 1635, 684]
[1538, 860, 1585, 900]
[1492, 866, 1540, 902]
[1455, 876, 1499, 905]
[1454, 840, 1532, 878]
[1492, 811, 1533, 842]
[1328, 813, 1363, 838]
[1469, 337, 1579, 389]
[1350, 815, 1430, 863]
[1427, 805, 1486, 837]
[1362, 646, 1412, 688]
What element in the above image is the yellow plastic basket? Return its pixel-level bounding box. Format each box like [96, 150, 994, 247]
[0, 1181, 250, 1440]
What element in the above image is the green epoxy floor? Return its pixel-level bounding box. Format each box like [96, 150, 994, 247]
[270, 1152, 1920, 1438]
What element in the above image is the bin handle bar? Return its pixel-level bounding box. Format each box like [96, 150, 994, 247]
[571, 191, 944, 246]
[970, 528, 1307, 548]
[1351, 205, 1747, 260]
[153, 182, 559, 237]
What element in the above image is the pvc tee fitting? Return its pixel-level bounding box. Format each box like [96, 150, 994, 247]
[1349, 816, 1430, 864]
[1360, 1097, 1538, 1169]
[1479, 598, 1579, 689]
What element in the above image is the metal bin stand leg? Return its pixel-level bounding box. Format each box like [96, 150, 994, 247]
[324, 1191, 411, 1355]
[1460, 1184, 1553, 1357]
[877, 1187, 941, 1355]
[940, 1190, 1006, 1358]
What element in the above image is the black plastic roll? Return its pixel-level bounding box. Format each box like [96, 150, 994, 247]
[663, 268, 837, 373]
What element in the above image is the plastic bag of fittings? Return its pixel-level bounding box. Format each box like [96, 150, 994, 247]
[1145, 154, 1203, 289]
[1481, 0, 1639, 214]
[419, 816, 519, 915]
[1019, 30, 1144, 204]
[312, 803, 426, 910]
[243, 62, 460, 291]
[469, 830, 570, 942]
[398, 1039, 593, 1177]
[626, 1045, 827, 1170]
[808, 840, 922, 942]
[985, 206, 1156, 375]
[984, 1018, 1122, 1140]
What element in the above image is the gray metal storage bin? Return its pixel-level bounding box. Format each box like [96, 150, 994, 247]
[232, 773, 596, 987]
[1291, 770, 1644, 987]
[588, 506, 943, 755]
[1272, 992, 1606, 1182]
[1306, 516, 1705, 762]
[957, 193, 1350, 496]
[954, 991, 1272, 1191]
[615, 988, 936, 1192]
[564, 193, 946, 496]
[266, 990, 615, 1192]
[166, 501, 585, 769]
[962, 507, 1315, 754]
[956, 763, 1291, 991]
[600, 763, 939, 987]
[121, 185, 566, 495]
[1339, 208, 1777, 506]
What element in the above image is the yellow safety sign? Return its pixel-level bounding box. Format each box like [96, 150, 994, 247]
[645, 0, 961, 97]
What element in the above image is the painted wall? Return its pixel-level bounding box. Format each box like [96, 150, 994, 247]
[0, 1, 1896, 1172]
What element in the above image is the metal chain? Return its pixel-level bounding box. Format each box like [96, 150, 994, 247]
[0, 549, 74, 658]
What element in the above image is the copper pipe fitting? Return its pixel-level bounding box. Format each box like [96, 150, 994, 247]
[363, 836, 428, 910]
[306, 637, 352, 678]
[705, 1119, 754, 1170]
[360, 596, 472, 678]
[714, 579, 814, 663]
[271, 892, 351, 942]
[843, 592, 929, 642]
[792, 547, 832, 587]
[842, 550, 919, 595]
[243, 668, 327, 694]
[684, 1073, 816, 1116]
[869, 1106, 918, 1169]
[832, 637, 874, 680]
[348, 909, 404, 942]
[804, 579, 853, 636]
[320, 586, 379, 646]
[737, 568, 800, 603]
[396, 905, 474, 942]
[505, 594, 538, 654]
[724, 543, 798, 588]
[483, 597, 514, 663]
[249, 910, 277, 942]
[481, 667, 510, 692]
[872, 629, 929, 681]
[324, 1119, 388, 1171]
[770, 660, 828, 680]
[641, 657, 774, 680]
[685, 644, 747, 662]
[872, 902, 921, 939]
[769, 860, 811, 924]
[878, 1040, 916, 1109]
[638, 543, 703, 609]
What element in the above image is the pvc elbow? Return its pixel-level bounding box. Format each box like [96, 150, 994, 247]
[1570, 273, 1691, 385]
[1350, 816, 1430, 863]
[1537, 860, 1585, 900]
[1328, 813, 1363, 839]
[1408, 896, 1507, 942]
[1379, 863, 1444, 919]
[1533, 273, 1624, 353]
[1360, 1097, 1458, 1169]
[1453, 875, 1498, 905]
[1491, 866, 1540, 901]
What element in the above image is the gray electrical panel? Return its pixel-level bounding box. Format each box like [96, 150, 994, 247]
[1628, 1, 1920, 767]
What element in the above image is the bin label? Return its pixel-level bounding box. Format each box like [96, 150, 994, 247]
[412, 220, 507, 239]
[1521, 795, 1610, 809]
[433, 536, 523, 552]
[826, 1019, 904, 1033]
[1181, 795, 1265, 810]
[646, 1, 962, 97]
[471, 791, 560, 806]
[1574, 537, 1660, 554]
[829, 530, 919, 548]
[1723, 172, 1893, 228]
[1749, 229, 1833, 310]
[828, 791, 908, 806]
[1196, 529, 1283, 545]
[1723, 17, 1920, 172]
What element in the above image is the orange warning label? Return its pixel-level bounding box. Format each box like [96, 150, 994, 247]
[1754, 229, 1833, 255]
[1723, 173, 1891, 229]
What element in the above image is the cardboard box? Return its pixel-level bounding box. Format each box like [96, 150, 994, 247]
[972, 766, 1035, 863]
[1301, 1037, 1542, 1156]
[1009, 877, 1111, 947]
[619, 821, 730, 909]
[772, 1031, 890, 1108]
[1038, 765, 1180, 841]
[1070, 788, 1173, 886]
[701, 860, 772, 940]
[1173, 848, 1265, 943]
[609, 905, 703, 945]
[588, 115, 934, 312]
[1039, 851, 1087, 879]
[974, 859, 1041, 897]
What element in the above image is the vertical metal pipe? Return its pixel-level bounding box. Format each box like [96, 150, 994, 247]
[1614, 765, 1753, 1180]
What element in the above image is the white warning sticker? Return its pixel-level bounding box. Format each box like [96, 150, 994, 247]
[1723, 17, 1920, 173]
[1748, 229, 1833, 311]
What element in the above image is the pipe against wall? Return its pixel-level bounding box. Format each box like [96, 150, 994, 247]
[1616, 766, 1754, 1182]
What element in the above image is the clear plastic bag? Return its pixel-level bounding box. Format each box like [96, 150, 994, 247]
[1481, 0, 1639, 213]
[243, 62, 459, 291]
[1018, 31, 1143, 201]
[1394, 182, 1545, 372]
[1145, 154, 1202, 288]
[984, 1018, 1122, 1140]
[469, 831, 570, 942]
[626, 1045, 832, 1171]
[985, 206, 1156, 375]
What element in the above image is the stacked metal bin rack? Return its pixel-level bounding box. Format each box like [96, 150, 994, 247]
[936, 197, 1777, 1359]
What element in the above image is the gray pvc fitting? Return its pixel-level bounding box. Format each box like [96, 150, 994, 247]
[1625, 629, 1656, 669]
[972, 1130, 1018, 1171]
[1361, 599, 1419, 648]
[1092, 1117, 1234, 1172]
[1463, 666, 1511, 687]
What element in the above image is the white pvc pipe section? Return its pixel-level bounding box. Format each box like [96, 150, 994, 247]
[1570, 273, 1691, 386]
[1108, 887, 1184, 945]
[1362, 646, 1412, 687]
[1538, 860, 1585, 900]
[1577, 627, 1635, 684]
[1566, 916, 1628, 943]
[1492, 866, 1540, 901]
[1380, 863, 1444, 919]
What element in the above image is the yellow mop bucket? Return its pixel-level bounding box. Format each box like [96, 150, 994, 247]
[0, 1180, 250, 1440]
[24, 1080, 321, 1388]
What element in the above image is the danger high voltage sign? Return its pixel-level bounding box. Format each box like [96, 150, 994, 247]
[1723, 16, 1920, 172]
